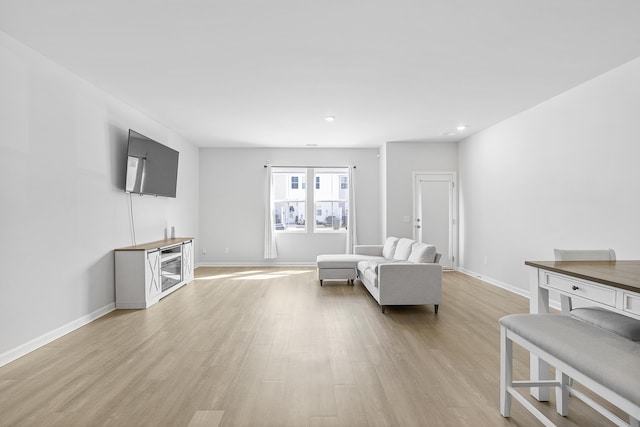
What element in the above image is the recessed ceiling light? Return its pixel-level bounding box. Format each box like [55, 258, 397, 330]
[306, 143, 318, 147]
[325, 116, 335, 122]
[456, 124, 467, 131]
[441, 131, 457, 136]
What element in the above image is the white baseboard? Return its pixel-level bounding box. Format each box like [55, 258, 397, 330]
[0, 303, 116, 368]
[455, 267, 561, 311]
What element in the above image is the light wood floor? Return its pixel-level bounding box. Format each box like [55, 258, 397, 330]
[0, 268, 624, 426]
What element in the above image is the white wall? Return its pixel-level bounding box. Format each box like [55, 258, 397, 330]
[458, 56, 640, 294]
[384, 141, 458, 238]
[199, 147, 380, 264]
[0, 32, 199, 362]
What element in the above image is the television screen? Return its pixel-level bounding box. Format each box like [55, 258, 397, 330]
[125, 130, 179, 198]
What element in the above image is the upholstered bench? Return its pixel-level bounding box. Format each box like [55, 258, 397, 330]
[571, 306, 640, 341]
[316, 254, 370, 286]
[499, 314, 640, 426]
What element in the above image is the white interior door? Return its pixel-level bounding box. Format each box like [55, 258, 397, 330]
[414, 173, 456, 269]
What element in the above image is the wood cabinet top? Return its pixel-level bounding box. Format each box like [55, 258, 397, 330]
[525, 260, 640, 293]
[115, 237, 194, 252]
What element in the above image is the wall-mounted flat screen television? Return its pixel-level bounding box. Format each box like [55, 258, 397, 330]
[125, 130, 179, 198]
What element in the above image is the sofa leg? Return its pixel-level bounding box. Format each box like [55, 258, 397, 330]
[320, 280, 323, 286]
[381, 305, 386, 314]
[434, 304, 439, 314]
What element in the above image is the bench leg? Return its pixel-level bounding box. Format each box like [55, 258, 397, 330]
[320, 279, 323, 286]
[500, 325, 512, 417]
[560, 294, 573, 315]
[529, 270, 551, 402]
[434, 304, 439, 314]
[555, 369, 569, 416]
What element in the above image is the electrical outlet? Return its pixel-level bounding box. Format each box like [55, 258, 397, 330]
[202, 248, 207, 255]
[224, 247, 230, 254]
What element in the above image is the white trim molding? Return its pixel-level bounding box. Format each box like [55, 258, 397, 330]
[456, 267, 562, 311]
[0, 303, 115, 368]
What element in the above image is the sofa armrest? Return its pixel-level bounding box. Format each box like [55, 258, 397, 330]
[377, 263, 442, 304]
[354, 245, 384, 257]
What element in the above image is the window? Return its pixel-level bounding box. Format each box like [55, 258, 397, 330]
[271, 167, 349, 233]
[273, 170, 306, 231]
[314, 169, 349, 232]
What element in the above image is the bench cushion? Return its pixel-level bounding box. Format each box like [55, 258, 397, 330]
[500, 314, 640, 405]
[571, 307, 640, 341]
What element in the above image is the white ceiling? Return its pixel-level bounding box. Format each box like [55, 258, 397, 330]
[2, 1, 640, 148]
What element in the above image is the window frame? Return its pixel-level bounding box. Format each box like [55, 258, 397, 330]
[271, 167, 349, 234]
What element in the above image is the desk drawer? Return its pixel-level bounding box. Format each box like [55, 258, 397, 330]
[623, 292, 640, 317]
[544, 273, 617, 307]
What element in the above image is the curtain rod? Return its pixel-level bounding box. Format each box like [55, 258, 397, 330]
[264, 165, 355, 169]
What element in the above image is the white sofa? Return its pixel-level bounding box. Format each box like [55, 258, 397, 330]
[354, 237, 442, 313]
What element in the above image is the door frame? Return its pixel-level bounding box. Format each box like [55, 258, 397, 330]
[412, 171, 458, 270]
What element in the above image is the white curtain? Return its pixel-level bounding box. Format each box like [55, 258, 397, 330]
[264, 165, 277, 259]
[346, 166, 358, 253]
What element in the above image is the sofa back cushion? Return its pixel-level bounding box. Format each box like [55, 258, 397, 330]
[382, 237, 400, 259]
[393, 238, 415, 260]
[408, 243, 437, 263]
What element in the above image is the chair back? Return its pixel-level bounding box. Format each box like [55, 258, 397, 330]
[553, 248, 616, 261]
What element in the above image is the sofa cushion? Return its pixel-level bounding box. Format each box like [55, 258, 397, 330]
[408, 243, 437, 264]
[393, 238, 415, 260]
[382, 237, 400, 259]
[367, 258, 400, 274]
[362, 266, 379, 288]
[317, 254, 371, 269]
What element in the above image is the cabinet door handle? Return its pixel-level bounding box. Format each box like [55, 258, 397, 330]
[571, 285, 579, 291]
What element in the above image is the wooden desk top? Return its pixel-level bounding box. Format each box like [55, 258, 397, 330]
[525, 260, 640, 293]
[115, 237, 194, 252]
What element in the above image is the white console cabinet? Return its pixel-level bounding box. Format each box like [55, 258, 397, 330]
[115, 237, 195, 309]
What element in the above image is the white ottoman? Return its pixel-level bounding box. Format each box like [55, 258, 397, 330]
[316, 254, 370, 286]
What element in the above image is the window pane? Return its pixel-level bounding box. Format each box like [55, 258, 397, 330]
[313, 169, 349, 232]
[273, 169, 307, 232]
[314, 171, 348, 200]
[274, 201, 306, 231]
[315, 201, 347, 231]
